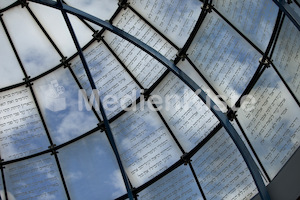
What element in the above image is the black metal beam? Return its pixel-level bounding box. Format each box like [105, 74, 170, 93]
[272, 0, 300, 30]
[58, 1, 134, 199]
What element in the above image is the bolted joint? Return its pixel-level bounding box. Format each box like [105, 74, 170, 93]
[0, 159, 5, 169]
[140, 89, 150, 101]
[259, 57, 271, 68]
[60, 57, 71, 68]
[92, 31, 104, 42]
[98, 123, 106, 132]
[181, 153, 192, 165]
[176, 49, 188, 61]
[118, 0, 130, 9]
[18, 0, 29, 8]
[48, 144, 58, 155]
[227, 109, 237, 121]
[201, 4, 213, 13]
[23, 76, 33, 87]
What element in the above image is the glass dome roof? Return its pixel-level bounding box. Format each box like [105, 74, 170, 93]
[0, 0, 300, 199]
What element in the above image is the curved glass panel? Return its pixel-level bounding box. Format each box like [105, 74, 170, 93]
[272, 16, 300, 101]
[4, 154, 67, 199]
[0, 86, 50, 161]
[1, 6, 61, 78]
[191, 128, 258, 200]
[213, 0, 278, 51]
[187, 11, 261, 107]
[237, 67, 300, 179]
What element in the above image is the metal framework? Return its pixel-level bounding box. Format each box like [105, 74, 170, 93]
[0, 0, 299, 200]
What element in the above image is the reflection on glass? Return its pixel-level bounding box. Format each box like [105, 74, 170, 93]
[4, 154, 67, 199]
[237, 68, 300, 179]
[110, 103, 182, 186]
[213, 0, 278, 51]
[33, 67, 99, 145]
[272, 17, 300, 101]
[58, 131, 126, 200]
[0, 86, 50, 161]
[152, 73, 219, 152]
[71, 41, 141, 119]
[192, 128, 258, 200]
[187, 11, 261, 107]
[1, 5, 61, 78]
[138, 165, 204, 200]
[129, 0, 202, 48]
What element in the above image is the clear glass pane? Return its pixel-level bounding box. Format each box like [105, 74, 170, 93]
[2, 5, 61, 78]
[138, 165, 204, 200]
[187, 11, 261, 107]
[110, 103, 182, 187]
[213, 0, 278, 51]
[33, 67, 99, 145]
[29, 3, 78, 58]
[71, 41, 141, 119]
[236, 67, 300, 179]
[0, 86, 50, 161]
[272, 16, 300, 101]
[0, 22, 24, 88]
[129, 0, 203, 48]
[152, 73, 219, 152]
[58, 131, 127, 199]
[191, 128, 258, 200]
[64, 0, 118, 21]
[4, 154, 67, 199]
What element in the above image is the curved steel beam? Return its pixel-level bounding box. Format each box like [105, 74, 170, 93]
[28, 1, 271, 199]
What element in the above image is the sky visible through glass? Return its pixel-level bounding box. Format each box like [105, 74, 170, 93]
[0, 0, 299, 200]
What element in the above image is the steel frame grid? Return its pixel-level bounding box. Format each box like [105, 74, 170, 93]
[0, 0, 298, 199]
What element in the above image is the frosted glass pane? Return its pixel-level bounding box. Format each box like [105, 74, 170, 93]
[0, 23, 24, 88]
[29, 3, 77, 57]
[71, 41, 140, 119]
[272, 17, 300, 101]
[192, 128, 258, 200]
[64, 0, 118, 21]
[237, 68, 300, 179]
[110, 103, 182, 187]
[0, 86, 50, 161]
[138, 165, 204, 200]
[152, 73, 219, 152]
[4, 154, 67, 199]
[187, 11, 261, 107]
[58, 131, 126, 200]
[214, 0, 278, 51]
[129, 0, 202, 47]
[33, 67, 98, 144]
[2, 6, 61, 78]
